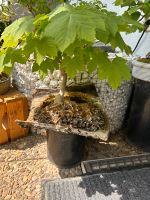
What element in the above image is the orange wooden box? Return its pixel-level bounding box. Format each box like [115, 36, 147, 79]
[0, 88, 29, 144]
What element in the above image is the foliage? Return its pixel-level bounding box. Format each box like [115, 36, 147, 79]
[16, 0, 62, 15]
[0, 2, 145, 89]
[115, 0, 150, 26]
[0, 0, 15, 21]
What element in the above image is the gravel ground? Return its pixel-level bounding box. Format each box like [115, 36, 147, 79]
[0, 133, 143, 200]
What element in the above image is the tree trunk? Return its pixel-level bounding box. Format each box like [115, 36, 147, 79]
[54, 68, 67, 105]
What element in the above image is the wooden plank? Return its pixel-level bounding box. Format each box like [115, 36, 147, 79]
[6, 98, 29, 141]
[0, 101, 9, 144]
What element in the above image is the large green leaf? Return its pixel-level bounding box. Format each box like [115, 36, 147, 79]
[0, 48, 27, 74]
[62, 55, 85, 79]
[1, 16, 34, 48]
[32, 58, 59, 79]
[103, 57, 131, 89]
[42, 4, 106, 52]
[23, 34, 57, 65]
[110, 32, 132, 55]
[35, 37, 57, 65]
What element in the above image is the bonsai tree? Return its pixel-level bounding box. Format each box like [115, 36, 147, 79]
[0, 0, 144, 105]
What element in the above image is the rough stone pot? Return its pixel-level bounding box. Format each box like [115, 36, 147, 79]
[127, 60, 150, 152]
[47, 130, 85, 169]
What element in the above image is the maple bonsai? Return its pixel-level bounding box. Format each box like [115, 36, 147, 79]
[0, 1, 144, 104]
[0, 0, 148, 168]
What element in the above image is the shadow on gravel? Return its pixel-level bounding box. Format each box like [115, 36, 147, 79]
[0, 133, 46, 150]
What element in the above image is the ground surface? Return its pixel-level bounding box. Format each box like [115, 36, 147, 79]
[0, 133, 143, 200]
[43, 168, 150, 200]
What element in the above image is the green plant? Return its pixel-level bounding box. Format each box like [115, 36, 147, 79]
[0, 0, 15, 21]
[17, 0, 62, 15]
[115, 0, 150, 24]
[0, 1, 144, 104]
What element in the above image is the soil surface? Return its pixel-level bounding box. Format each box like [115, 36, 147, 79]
[0, 73, 9, 83]
[34, 94, 107, 132]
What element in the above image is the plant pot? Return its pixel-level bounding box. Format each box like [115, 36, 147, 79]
[127, 60, 150, 152]
[0, 74, 10, 95]
[47, 130, 85, 169]
[132, 60, 150, 82]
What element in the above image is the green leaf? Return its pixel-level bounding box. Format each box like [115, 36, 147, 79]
[86, 50, 111, 78]
[23, 35, 57, 65]
[1, 16, 34, 48]
[114, 0, 123, 6]
[35, 37, 57, 65]
[42, 4, 106, 52]
[11, 49, 27, 64]
[0, 52, 5, 73]
[0, 48, 27, 74]
[48, 4, 70, 19]
[106, 16, 118, 36]
[96, 29, 110, 44]
[32, 62, 39, 72]
[34, 14, 49, 26]
[39, 59, 58, 79]
[22, 34, 36, 58]
[128, 5, 142, 15]
[3, 66, 12, 75]
[63, 55, 84, 79]
[110, 32, 132, 54]
[130, 11, 141, 21]
[123, 16, 144, 30]
[41, 58, 58, 73]
[32, 58, 59, 79]
[97, 52, 112, 80]
[107, 57, 131, 89]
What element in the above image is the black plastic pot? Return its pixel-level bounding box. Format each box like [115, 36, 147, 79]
[127, 79, 150, 152]
[47, 130, 85, 168]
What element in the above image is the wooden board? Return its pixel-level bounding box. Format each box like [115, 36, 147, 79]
[0, 101, 9, 144]
[6, 98, 29, 140]
[0, 88, 29, 142]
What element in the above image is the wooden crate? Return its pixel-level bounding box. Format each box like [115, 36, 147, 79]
[0, 101, 9, 144]
[0, 88, 29, 144]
